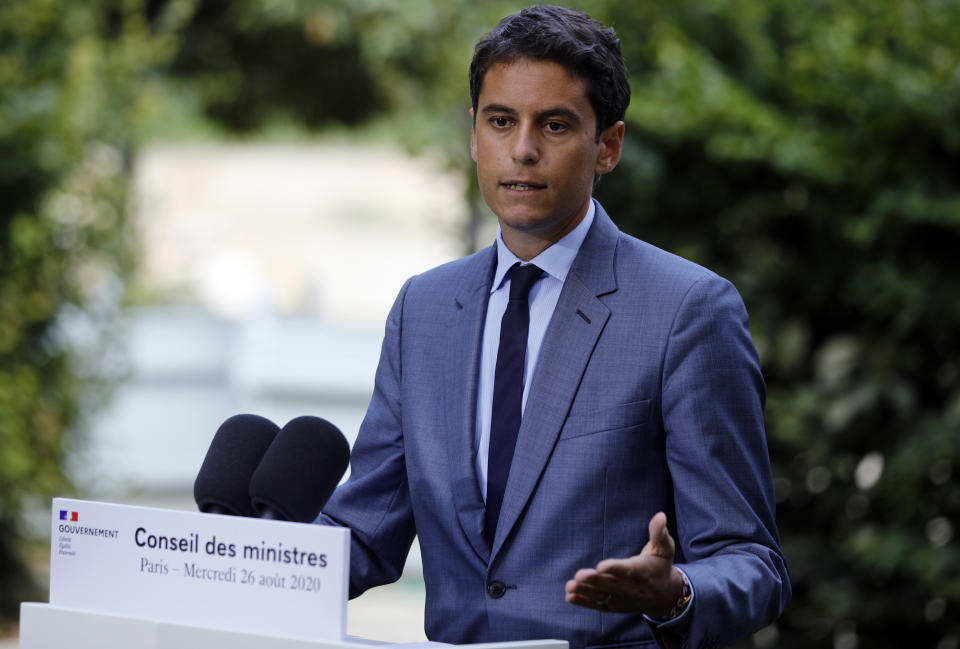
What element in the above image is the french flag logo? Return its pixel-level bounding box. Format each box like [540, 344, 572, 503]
[59, 510, 79, 522]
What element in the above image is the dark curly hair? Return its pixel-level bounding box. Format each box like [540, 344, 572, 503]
[469, 5, 631, 138]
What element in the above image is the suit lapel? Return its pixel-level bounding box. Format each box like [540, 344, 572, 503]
[444, 247, 497, 562]
[491, 204, 620, 557]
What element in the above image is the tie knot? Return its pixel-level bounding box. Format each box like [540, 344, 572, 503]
[508, 263, 542, 301]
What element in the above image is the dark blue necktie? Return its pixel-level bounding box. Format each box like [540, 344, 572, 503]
[486, 263, 542, 545]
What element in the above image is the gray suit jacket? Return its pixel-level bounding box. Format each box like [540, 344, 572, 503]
[320, 202, 790, 649]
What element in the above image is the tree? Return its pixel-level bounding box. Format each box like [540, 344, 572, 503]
[0, 0, 189, 620]
[594, 1, 960, 646]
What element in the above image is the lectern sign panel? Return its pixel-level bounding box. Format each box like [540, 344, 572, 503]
[49, 498, 350, 642]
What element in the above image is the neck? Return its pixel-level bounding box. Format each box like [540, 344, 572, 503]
[499, 198, 591, 261]
[500, 233, 557, 261]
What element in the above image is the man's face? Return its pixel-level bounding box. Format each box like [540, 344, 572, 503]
[471, 58, 623, 259]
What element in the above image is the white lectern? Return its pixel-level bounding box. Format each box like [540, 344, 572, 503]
[19, 603, 568, 649]
[28, 499, 568, 649]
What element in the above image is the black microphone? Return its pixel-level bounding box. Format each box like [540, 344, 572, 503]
[194, 414, 280, 516]
[248, 416, 351, 523]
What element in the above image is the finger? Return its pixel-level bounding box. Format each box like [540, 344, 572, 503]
[568, 574, 614, 595]
[574, 570, 649, 601]
[646, 512, 674, 561]
[565, 578, 597, 595]
[574, 571, 621, 589]
[596, 557, 651, 579]
[566, 591, 607, 609]
[571, 567, 599, 584]
[596, 555, 640, 574]
[566, 580, 613, 605]
[570, 565, 641, 604]
[596, 554, 667, 580]
[565, 582, 621, 609]
[647, 512, 666, 550]
[567, 590, 635, 614]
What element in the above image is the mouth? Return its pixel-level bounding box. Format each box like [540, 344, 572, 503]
[501, 181, 547, 191]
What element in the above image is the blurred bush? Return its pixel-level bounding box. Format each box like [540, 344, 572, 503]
[0, 0, 190, 620]
[160, 0, 383, 132]
[594, 1, 960, 647]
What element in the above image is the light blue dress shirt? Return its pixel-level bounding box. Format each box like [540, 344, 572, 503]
[474, 200, 596, 497]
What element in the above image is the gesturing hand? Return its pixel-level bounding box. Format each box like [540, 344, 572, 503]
[564, 512, 685, 619]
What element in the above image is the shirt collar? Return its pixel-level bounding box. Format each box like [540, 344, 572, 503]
[491, 199, 596, 294]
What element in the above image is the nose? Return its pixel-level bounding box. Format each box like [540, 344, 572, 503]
[511, 123, 540, 164]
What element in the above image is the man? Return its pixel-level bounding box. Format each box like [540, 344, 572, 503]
[319, 6, 790, 649]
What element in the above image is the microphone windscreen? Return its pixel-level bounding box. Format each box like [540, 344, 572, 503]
[194, 414, 280, 516]
[249, 416, 351, 523]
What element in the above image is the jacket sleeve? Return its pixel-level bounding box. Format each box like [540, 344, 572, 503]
[317, 277, 417, 599]
[656, 275, 791, 649]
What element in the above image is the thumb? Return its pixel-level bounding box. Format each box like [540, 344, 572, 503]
[645, 512, 675, 561]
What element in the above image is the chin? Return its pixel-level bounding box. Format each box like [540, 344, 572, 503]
[497, 206, 552, 227]
[500, 217, 552, 234]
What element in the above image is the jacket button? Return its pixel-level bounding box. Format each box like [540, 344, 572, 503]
[487, 580, 507, 599]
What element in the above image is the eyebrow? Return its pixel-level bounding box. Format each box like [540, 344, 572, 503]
[479, 104, 583, 125]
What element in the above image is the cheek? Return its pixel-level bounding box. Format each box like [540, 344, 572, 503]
[474, 145, 505, 182]
[561, 148, 600, 189]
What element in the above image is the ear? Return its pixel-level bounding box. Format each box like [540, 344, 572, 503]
[594, 120, 625, 175]
[469, 108, 478, 163]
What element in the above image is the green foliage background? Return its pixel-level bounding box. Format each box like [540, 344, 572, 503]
[0, 0, 191, 622]
[1, 1, 958, 647]
[596, 2, 960, 647]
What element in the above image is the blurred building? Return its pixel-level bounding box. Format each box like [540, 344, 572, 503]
[76, 140, 469, 498]
[69, 307, 382, 497]
[69, 141, 476, 641]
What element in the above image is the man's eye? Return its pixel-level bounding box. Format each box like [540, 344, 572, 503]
[491, 117, 511, 128]
[545, 121, 567, 132]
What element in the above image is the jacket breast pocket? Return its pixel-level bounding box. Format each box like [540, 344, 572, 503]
[559, 399, 651, 441]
